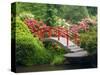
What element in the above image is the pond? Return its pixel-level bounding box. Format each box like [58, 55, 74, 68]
[16, 53, 97, 73]
[16, 63, 96, 73]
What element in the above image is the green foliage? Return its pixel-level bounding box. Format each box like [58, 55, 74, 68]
[43, 41, 65, 65]
[11, 2, 97, 66]
[56, 5, 89, 23]
[14, 17, 51, 66]
[45, 4, 58, 26]
[13, 16, 65, 66]
[19, 12, 35, 20]
[87, 7, 97, 16]
[80, 26, 97, 54]
[15, 2, 48, 20]
[13, 2, 97, 26]
[51, 55, 65, 65]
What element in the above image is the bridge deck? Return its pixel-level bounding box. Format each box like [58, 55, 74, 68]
[44, 37, 88, 57]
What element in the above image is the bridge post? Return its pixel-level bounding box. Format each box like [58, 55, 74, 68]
[66, 30, 69, 47]
[58, 30, 60, 40]
[74, 33, 76, 44]
[40, 29, 44, 39]
[37, 31, 40, 39]
[42, 29, 44, 39]
[39, 29, 43, 40]
[67, 35, 69, 47]
[74, 33, 78, 45]
[49, 28, 51, 38]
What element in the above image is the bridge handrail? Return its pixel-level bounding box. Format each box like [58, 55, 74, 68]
[24, 18, 80, 47]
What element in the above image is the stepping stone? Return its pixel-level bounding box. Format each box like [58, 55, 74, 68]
[64, 51, 88, 57]
[69, 46, 83, 52]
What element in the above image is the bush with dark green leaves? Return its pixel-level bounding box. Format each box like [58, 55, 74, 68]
[43, 41, 66, 65]
[80, 26, 97, 54]
[12, 2, 97, 25]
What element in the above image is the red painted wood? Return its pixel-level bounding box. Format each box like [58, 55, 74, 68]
[74, 33, 77, 44]
[66, 35, 69, 47]
[66, 30, 69, 47]
[58, 29, 60, 40]
[24, 18, 87, 47]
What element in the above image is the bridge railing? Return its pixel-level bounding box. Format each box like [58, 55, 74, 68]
[24, 18, 80, 47]
[33, 26, 80, 47]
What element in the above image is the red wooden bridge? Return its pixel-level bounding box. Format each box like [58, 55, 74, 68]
[24, 18, 90, 57]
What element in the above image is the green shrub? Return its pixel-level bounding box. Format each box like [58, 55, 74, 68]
[80, 26, 97, 54]
[13, 17, 51, 66]
[43, 41, 65, 65]
[51, 55, 65, 65]
[12, 16, 65, 66]
[14, 2, 94, 25]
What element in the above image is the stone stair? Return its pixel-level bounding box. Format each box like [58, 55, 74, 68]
[64, 41, 88, 57]
[68, 45, 83, 52]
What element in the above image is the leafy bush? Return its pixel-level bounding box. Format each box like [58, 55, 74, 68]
[13, 2, 97, 26]
[51, 55, 65, 65]
[14, 17, 51, 66]
[15, 2, 48, 20]
[43, 41, 66, 65]
[19, 12, 35, 21]
[13, 16, 65, 66]
[80, 26, 97, 54]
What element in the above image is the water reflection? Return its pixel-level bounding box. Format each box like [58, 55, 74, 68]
[16, 63, 96, 73]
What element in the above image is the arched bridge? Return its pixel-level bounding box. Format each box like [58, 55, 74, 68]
[24, 18, 88, 58]
[43, 37, 88, 57]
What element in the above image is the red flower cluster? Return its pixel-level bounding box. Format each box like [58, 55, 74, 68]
[24, 18, 46, 33]
[24, 18, 37, 32]
[79, 21, 89, 31]
[70, 20, 89, 33]
[70, 24, 79, 33]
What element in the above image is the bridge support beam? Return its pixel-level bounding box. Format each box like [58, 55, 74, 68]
[66, 35, 69, 47]
[48, 28, 51, 38]
[74, 33, 79, 45]
[40, 29, 44, 39]
[58, 31, 60, 40]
